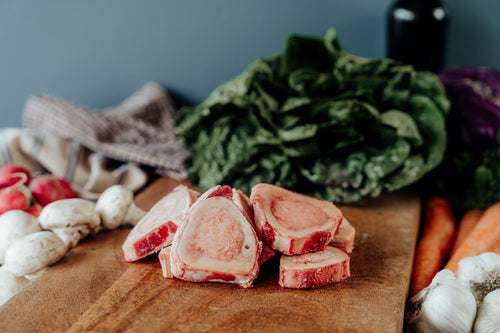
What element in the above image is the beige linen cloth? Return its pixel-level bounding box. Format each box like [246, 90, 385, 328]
[0, 82, 189, 199]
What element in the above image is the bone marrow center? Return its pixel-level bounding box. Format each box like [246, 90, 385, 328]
[185, 198, 245, 262]
[271, 197, 328, 231]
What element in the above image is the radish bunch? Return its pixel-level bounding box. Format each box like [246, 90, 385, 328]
[0, 164, 76, 217]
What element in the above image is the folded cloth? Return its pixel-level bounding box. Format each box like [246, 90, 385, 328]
[0, 128, 147, 199]
[22, 82, 190, 181]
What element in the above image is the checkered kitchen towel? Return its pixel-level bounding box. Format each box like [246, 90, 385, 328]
[0, 82, 190, 199]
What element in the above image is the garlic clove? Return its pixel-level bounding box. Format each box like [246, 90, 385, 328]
[474, 289, 500, 333]
[456, 252, 500, 305]
[407, 269, 476, 333]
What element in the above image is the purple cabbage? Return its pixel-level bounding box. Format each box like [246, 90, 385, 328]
[439, 67, 500, 150]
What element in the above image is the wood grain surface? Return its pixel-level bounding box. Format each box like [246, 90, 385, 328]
[0, 177, 420, 333]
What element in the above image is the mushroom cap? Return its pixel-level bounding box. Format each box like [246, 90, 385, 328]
[38, 198, 100, 231]
[96, 185, 135, 229]
[4, 231, 66, 276]
[0, 210, 42, 264]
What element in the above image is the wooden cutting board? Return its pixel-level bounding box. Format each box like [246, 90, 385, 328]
[0, 177, 420, 332]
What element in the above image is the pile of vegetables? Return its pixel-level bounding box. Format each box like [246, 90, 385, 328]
[175, 28, 449, 203]
[427, 67, 500, 215]
[408, 67, 500, 332]
[0, 163, 75, 217]
[407, 197, 500, 332]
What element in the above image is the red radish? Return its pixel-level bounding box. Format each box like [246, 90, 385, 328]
[24, 201, 42, 217]
[0, 185, 32, 215]
[29, 175, 76, 206]
[0, 164, 32, 188]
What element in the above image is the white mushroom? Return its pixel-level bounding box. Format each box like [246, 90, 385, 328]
[96, 185, 146, 230]
[0, 210, 42, 264]
[0, 266, 30, 307]
[38, 198, 101, 233]
[3, 231, 66, 277]
[51, 225, 91, 251]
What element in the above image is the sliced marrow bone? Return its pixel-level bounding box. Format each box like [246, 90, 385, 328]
[279, 246, 350, 289]
[329, 217, 356, 253]
[122, 185, 200, 262]
[250, 183, 343, 255]
[168, 185, 262, 288]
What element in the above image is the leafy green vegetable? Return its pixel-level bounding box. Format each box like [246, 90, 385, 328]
[175, 28, 449, 202]
[425, 147, 500, 216]
[419, 67, 500, 216]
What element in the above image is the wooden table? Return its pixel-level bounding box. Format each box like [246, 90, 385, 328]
[0, 177, 420, 332]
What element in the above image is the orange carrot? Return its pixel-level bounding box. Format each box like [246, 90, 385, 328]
[444, 202, 500, 273]
[449, 209, 483, 256]
[410, 197, 456, 296]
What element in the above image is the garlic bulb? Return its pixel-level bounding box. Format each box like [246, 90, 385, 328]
[474, 289, 500, 333]
[407, 269, 476, 333]
[457, 252, 500, 305]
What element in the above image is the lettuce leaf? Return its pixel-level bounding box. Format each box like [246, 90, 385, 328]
[175, 28, 449, 202]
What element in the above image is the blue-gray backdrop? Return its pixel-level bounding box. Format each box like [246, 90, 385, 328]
[1, 0, 499, 127]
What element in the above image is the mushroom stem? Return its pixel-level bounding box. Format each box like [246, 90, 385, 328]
[124, 203, 146, 226]
[52, 226, 91, 251]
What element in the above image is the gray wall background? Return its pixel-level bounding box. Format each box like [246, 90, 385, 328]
[1, 1, 499, 128]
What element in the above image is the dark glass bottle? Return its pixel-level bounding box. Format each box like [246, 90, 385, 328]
[387, 0, 448, 72]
